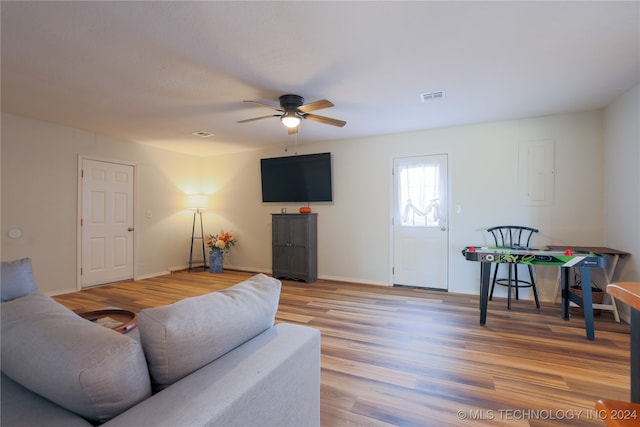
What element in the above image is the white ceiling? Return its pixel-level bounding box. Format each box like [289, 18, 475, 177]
[2, 1, 639, 156]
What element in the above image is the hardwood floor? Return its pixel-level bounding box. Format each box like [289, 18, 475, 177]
[53, 270, 631, 426]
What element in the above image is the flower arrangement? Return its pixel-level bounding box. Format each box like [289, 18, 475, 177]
[206, 230, 237, 253]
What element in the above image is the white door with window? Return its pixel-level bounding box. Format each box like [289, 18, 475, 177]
[81, 159, 134, 287]
[393, 155, 448, 289]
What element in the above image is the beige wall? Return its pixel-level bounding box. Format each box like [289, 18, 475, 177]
[204, 110, 607, 300]
[3, 90, 637, 301]
[604, 83, 640, 320]
[1, 114, 203, 294]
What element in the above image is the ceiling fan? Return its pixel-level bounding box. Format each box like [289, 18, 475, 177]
[237, 94, 346, 134]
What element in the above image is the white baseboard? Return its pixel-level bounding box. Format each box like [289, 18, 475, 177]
[226, 265, 271, 275]
[135, 270, 174, 280]
[46, 287, 81, 297]
[317, 274, 389, 287]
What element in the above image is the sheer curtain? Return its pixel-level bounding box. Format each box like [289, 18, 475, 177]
[398, 161, 442, 227]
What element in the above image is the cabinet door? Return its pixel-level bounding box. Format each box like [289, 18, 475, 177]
[271, 214, 317, 282]
[272, 216, 290, 246]
[287, 245, 310, 278]
[272, 245, 290, 273]
[288, 216, 311, 246]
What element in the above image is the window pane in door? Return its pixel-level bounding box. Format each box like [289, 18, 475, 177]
[398, 162, 442, 227]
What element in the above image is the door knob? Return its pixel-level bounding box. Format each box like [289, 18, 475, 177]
[128, 227, 134, 232]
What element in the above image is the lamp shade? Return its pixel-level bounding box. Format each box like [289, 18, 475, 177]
[281, 111, 301, 128]
[186, 194, 208, 210]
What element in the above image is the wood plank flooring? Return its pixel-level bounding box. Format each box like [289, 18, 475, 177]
[53, 270, 631, 426]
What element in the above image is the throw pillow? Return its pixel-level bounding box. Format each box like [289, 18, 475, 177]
[1, 293, 152, 423]
[138, 273, 281, 390]
[1, 257, 38, 302]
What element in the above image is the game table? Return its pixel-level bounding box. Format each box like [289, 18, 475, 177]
[548, 245, 630, 322]
[462, 246, 609, 340]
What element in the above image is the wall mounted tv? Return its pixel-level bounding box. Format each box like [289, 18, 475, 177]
[260, 152, 333, 202]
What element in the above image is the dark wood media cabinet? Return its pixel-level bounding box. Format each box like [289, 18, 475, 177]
[271, 213, 317, 283]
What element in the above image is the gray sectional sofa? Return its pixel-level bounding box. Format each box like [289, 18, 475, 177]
[1, 258, 321, 427]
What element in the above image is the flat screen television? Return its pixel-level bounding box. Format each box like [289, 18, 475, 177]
[260, 152, 333, 202]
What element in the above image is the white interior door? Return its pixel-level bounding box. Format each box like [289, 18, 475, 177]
[81, 159, 134, 287]
[393, 155, 448, 289]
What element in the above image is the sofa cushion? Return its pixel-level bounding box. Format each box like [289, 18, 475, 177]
[1, 257, 38, 302]
[102, 323, 321, 427]
[1, 293, 152, 424]
[1, 373, 94, 427]
[138, 273, 281, 390]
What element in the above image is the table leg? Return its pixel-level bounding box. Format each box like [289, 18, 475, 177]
[480, 261, 490, 325]
[632, 308, 640, 403]
[603, 254, 622, 323]
[562, 267, 570, 320]
[581, 267, 595, 341]
[562, 266, 595, 340]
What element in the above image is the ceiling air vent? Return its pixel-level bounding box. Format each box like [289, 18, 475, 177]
[420, 91, 444, 103]
[192, 131, 214, 138]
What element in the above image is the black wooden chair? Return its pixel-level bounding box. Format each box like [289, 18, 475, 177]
[487, 225, 540, 310]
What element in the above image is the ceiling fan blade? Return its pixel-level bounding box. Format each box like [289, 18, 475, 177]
[237, 114, 280, 123]
[242, 100, 283, 112]
[297, 99, 334, 113]
[303, 113, 346, 127]
[287, 126, 298, 135]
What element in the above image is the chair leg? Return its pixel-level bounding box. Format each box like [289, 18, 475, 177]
[507, 264, 513, 310]
[493, 263, 540, 310]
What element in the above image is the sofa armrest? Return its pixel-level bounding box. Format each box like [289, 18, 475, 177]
[103, 323, 321, 427]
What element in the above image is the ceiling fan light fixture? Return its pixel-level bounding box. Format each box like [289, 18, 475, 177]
[281, 111, 301, 128]
[239, 94, 345, 130]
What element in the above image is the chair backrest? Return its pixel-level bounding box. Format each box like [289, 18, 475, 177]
[487, 226, 538, 249]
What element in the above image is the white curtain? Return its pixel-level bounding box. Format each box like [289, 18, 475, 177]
[398, 161, 441, 227]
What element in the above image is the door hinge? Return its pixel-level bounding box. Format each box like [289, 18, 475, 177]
[80, 268, 83, 275]
[80, 218, 83, 227]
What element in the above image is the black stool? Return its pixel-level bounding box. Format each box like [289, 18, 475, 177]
[487, 226, 541, 310]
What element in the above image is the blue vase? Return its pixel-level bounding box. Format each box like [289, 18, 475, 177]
[209, 248, 224, 273]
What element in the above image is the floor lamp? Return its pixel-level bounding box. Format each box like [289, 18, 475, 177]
[187, 194, 208, 271]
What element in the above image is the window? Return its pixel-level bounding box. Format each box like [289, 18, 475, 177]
[398, 161, 442, 227]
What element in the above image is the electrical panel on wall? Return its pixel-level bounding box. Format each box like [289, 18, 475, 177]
[518, 139, 555, 205]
